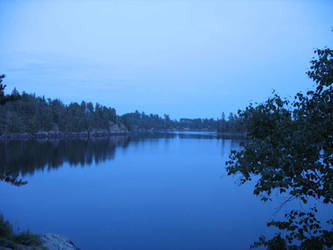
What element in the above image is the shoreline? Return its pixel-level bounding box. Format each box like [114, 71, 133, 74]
[0, 130, 246, 141]
[0, 131, 129, 141]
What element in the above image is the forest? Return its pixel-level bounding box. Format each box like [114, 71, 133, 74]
[0, 86, 245, 135]
[0, 89, 118, 134]
[121, 110, 244, 132]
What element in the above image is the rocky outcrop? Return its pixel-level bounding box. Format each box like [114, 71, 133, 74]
[40, 234, 79, 250]
[109, 122, 128, 134]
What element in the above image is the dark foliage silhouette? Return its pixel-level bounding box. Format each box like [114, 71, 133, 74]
[226, 48, 333, 249]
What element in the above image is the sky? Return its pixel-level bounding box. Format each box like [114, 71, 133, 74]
[0, 0, 332, 119]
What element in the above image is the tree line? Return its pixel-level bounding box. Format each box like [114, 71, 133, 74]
[121, 110, 245, 132]
[0, 81, 245, 135]
[0, 88, 118, 135]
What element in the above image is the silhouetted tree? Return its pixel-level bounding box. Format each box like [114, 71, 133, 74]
[0, 75, 20, 105]
[226, 48, 333, 249]
[0, 75, 26, 186]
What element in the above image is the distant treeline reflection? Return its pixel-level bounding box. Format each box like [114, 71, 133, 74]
[0, 133, 235, 180]
[0, 136, 130, 177]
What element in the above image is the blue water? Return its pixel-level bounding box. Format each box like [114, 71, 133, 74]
[0, 135, 331, 249]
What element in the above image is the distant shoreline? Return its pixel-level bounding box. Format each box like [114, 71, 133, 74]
[0, 130, 246, 141]
[0, 131, 129, 141]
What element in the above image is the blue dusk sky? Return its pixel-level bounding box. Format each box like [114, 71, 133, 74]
[0, 0, 332, 119]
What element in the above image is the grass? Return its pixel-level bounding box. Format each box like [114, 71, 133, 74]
[0, 214, 46, 249]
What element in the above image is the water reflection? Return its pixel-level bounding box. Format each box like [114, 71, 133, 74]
[0, 133, 232, 179]
[0, 136, 130, 177]
[0, 134, 331, 250]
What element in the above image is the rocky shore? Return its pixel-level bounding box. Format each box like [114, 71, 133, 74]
[40, 234, 80, 250]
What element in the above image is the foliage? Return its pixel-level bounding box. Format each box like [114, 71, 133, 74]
[0, 75, 28, 187]
[251, 209, 333, 250]
[217, 112, 246, 134]
[1, 74, 242, 134]
[0, 173, 27, 186]
[121, 111, 175, 131]
[0, 74, 20, 105]
[226, 48, 333, 249]
[121, 110, 245, 132]
[0, 215, 44, 249]
[0, 91, 118, 134]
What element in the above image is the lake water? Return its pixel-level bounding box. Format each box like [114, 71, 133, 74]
[0, 134, 331, 249]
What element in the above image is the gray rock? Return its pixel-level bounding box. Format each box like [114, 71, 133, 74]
[109, 122, 128, 134]
[40, 234, 79, 250]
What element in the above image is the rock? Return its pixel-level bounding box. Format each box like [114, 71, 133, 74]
[40, 234, 79, 250]
[109, 122, 128, 134]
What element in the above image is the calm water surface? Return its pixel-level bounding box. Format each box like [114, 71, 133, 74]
[0, 134, 331, 249]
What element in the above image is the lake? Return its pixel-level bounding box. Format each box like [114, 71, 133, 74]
[0, 134, 331, 249]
